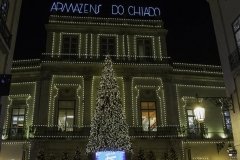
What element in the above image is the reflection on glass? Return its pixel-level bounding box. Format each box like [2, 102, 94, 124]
[223, 110, 232, 132]
[62, 35, 78, 54]
[141, 102, 157, 131]
[137, 38, 152, 57]
[100, 37, 116, 55]
[186, 109, 196, 133]
[10, 108, 25, 137]
[58, 100, 75, 131]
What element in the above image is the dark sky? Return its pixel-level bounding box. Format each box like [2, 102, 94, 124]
[14, 0, 220, 65]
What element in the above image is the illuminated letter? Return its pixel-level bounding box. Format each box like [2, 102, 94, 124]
[128, 6, 134, 16]
[96, 4, 102, 14]
[134, 6, 141, 16]
[144, 7, 150, 16]
[154, 7, 161, 16]
[84, 4, 89, 13]
[78, 4, 83, 13]
[141, 7, 144, 16]
[112, 5, 118, 15]
[50, 2, 58, 12]
[90, 4, 97, 14]
[57, 2, 64, 12]
[112, 5, 124, 15]
[64, 3, 74, 13]
[73, 4, 79, 13]
[118, 5, 124, 15]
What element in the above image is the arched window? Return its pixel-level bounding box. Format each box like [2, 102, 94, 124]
[0, 0, 9, 22]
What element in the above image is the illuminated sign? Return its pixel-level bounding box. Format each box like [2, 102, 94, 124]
[51, 2, 102, 15]
[50, 2, 161, 18]
[95, 151, 126, 160]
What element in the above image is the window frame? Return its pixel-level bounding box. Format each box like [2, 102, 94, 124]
[10, 107, 26, 137]
[232, 15, 240, 50]
[136, 38, 152, 57]
[186, 109, 197, 132]
[99, 36, 116, 56]
[0, 0, 9, 22]
[140, 101, 157, 132]
[61, 35, 79, 54]
[57, 100, 76, 131]
[222, 109, 232, 134]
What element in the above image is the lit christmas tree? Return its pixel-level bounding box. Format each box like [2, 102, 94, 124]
[86, 56, 132, 154]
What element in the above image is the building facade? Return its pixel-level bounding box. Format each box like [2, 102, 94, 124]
[207, 0, 240, 159]
[0, 0, 22, 155]
[0, 12, 235, 160]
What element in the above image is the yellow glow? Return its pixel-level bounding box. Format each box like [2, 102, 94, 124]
[194, 106, 205, 123]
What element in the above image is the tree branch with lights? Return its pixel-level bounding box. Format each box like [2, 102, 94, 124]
[86, 56, 132, 154]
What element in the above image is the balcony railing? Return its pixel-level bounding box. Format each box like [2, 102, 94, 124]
[2, 127, 26, 140]
[29, 125, 90, 138]
[1, 126, 232, 140]
[186, 127, 208, 139]
[229, 47, 240, 71]
[129, 126, 181, 138]
[41, 53, 171, 65]
[0, 15, 11, 48]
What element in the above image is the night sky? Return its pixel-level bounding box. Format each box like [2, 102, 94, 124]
[14, 0, 220, 65]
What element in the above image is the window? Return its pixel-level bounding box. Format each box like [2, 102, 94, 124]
[0, 0, 9, 22]
[58, 100, 75, 131]
[141, 102, 157, 131]
[137, 38, 152, 57]
[223, 110, 232, 133]
[10, 108, 25, 137]
[186, 109, 197, 132]
[61, 35, 78, 54]
[100, 37, 116, 56]
[233, 16, 240, 48]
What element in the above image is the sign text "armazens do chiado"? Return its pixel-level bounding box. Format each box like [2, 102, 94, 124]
[50, 2, 161, 17]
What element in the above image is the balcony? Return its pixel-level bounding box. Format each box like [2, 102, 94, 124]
[229, 47, 240, 71]
[0, 15, 11, 48]
[129, 126, 181, 138]
[41, 53, 171, 65]
[2, 127, 26, 140]
[1, 126, 232, 140]
[180, 127, 233, 140]
[185, 127, 208, 139]
[28, 125, 90, 139]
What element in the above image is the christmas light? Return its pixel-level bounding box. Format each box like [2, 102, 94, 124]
[47, 75, 84, 126]
[86, 56, 131, 153]
[51, 32, 55, 55]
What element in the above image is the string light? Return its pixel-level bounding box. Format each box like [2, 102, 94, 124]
[12, 59, 40, 63]
[3, 13, 230, 160]
[49, 15, 163, 28]
[4, 82, 37, 139]
[90, 33, 93, 57]
[51, 32, 55, 55]
[176, 84, 225, 127]
[131, 77, 164, 126]
[134, 35, 156, 58]
[122, 35, 125, 57]
[79, 33, 82, 58]
[127, 35, 130, 57]
[50, 15, 163, 24]
[85, 33, 88, 57]
[173, 63, 223, 74]
[158, 36, 162, 58]
[90, 76, 126, 117]
[47, 75, 84, 126]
